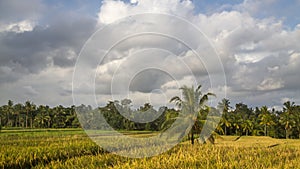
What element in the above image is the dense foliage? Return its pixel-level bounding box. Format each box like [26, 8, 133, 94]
[217, 99, 300, 139]
[0, 98, 300, 139]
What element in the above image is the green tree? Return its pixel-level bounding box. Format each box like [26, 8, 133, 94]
[231, 113, 242, 135]
[13, 103, 24, 127]
[259, 106, 274, 136]
[3, 100, 14, 127]
[170, 85, 215, 144]
[294, 106, 300, 139]
[241, 119, 253, 136]
[217, 98, 231, 135]
[279, 101, 296, 139]
[34, 105, 51, 128]
[25, 101, 35, 128]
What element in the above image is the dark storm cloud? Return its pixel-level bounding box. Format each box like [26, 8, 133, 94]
[129, 69, 174, 93]
[0, 14, 97, 83]
[0, 0, 43, 22]
[0, 0, 299, 108]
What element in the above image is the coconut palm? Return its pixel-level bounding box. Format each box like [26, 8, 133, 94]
[241, 119, 253, 136]
[259, 106, 274, 136]
[279, 101, 296, 139]
[3, 100, 14, 127]
[25, 101, 33, 128]
[13, 103, 24, 127]
[35, 105, 51, 128]
[169, 85, 215, 144]
[229, 112, 242, 136]
[217, 98, 231, 135]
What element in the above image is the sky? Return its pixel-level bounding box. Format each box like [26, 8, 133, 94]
[0, 0, 300, 110]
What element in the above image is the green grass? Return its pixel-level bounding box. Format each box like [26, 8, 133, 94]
[0, 129, 300, 169]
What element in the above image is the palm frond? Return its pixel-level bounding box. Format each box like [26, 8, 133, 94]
[199, 93, 216, 106]
[170, 96, 182, 108]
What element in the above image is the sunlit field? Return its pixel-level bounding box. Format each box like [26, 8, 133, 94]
[1, 129, 299, 169]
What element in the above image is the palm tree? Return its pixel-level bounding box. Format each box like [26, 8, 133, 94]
[170, 85, 215, 144]
[25, 101, 32, 128]
[13, 103, 23, 127]
[259, 106, 274, 136]
[279, 101, 296, 139]
[217, 99, 231, 135]
[294, 106, 300, 139]
[35, 105, 50, 128]
[6, 100, 14, 127]
[241, 119, 253, 136]
[231, 113, 242, 136]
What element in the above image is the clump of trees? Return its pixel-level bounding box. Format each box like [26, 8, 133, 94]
[217, 99, 300, 139]
[0, 100, 80, 129]
[76, 101, 178, 131]
[0, 92, 300, 139]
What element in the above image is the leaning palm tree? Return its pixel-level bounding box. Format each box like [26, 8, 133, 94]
[169, 85, 215, 144]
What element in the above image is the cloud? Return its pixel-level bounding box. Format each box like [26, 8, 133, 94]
[91, 0, 300, 108]
[0, 0, 299, 109]
[23, 85, 39, 96]
[0, 0, 43, 33]
[97, 0, 194, 24]
[257, 78, 284, 91]
[0, 13, 96, 81]
[0, 0, 43, 22]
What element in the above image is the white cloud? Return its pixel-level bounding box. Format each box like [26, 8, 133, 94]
[257, 78, 284, 91]
[1, 0, 300, 109]
[0, 20, 35, 33]
[91, 0, 300, 108]
[97, 0, 194, 25]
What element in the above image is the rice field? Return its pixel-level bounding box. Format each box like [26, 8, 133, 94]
[1, 129, 300, 169]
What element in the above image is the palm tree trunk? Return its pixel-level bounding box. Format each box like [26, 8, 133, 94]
[265, 124, 267, 136]
[286, 129, 289, 139]
[224, 127, 227, 135]
[18, 116, 21, 127]
[26, 112, 28, 128]
[7, 112, 10, 127]
[191, 130, 194, 145]
[31, 117, 33, 128]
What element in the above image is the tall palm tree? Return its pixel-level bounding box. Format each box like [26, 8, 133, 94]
[170, 85, 215, 144]
[13, 103, 23, 127]
[231, 113, 242, 136]
[294, 106, 300, 139]
[35, 105, 50, 128]
[259, 106, 274, 136]
[280, 101, 296, 139]
[25, 101, 32, 128]
[241, 119, 253, 136]
[6, 100, 14, 127]
[217, 99, 231, 135]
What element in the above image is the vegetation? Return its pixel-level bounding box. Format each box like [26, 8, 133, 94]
[0, 85, 300, 168]
[1, 97, 299, 139]
[0, 130, 299, 168]
[169, 85, 215, 144]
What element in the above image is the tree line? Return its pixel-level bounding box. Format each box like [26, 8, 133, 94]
[0, 97, 299, 139]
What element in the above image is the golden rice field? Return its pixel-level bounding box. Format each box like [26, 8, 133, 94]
[1, 129, 300, 169]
